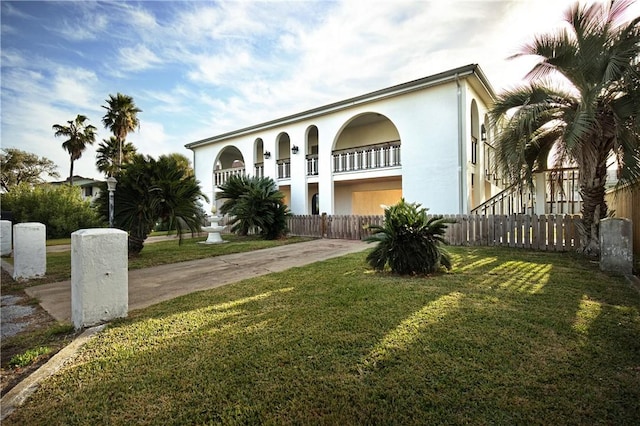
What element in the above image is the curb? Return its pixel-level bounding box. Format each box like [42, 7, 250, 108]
[0, 324, 106, 421]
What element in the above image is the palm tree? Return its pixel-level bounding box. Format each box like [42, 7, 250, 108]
[489, 0, 640, 256]
[53, 114, 97, 185]
[96, 136, 138, 177]
[96, 154, 207, 255]
[217, 174, 290, 239]
[365, 199, 453, 275]
[101, 93, 142, 168]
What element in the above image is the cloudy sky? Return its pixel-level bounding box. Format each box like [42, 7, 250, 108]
[2, 0, 638, 181]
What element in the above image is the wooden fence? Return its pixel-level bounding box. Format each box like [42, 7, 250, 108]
[287, 213, 583, 252]
[605, 183, 640, 256]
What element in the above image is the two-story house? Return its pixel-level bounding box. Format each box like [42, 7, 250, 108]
[186, 64, 505, 216]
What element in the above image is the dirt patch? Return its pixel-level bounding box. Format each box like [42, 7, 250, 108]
[0, 269, 78, 397]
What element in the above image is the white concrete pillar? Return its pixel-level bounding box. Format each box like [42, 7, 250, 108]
[534, 173, 547, 215]
[12, 223, 46, 280]
[71, 228, 128, 329]
[600, 218, 633, 275]
[0, 220, 12, 256]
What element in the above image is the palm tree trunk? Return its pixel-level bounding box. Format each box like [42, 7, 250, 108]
[128, 233, 146, 256]
[69, 159, 74, 186]
[578, 158, 608, 258]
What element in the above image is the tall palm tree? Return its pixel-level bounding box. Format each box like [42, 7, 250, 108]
[489, 0, 640, 256]
[101, 93, 142, 168]
[53, 114, 97, 185]
[96, 136, 138, 177]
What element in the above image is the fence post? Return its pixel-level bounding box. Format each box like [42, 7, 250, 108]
[321, 213, 327, 238]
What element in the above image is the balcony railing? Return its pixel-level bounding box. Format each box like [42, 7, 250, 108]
[277, 160, 291, 179]
[332, 142, 401, 173]
[306, 155, 318, 176]
[254, 163, 264, 178]
[214, 166, 245, 186]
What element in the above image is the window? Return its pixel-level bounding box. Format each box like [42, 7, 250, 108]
[471, 136, 478, 165]
[84, 186, 93, 197]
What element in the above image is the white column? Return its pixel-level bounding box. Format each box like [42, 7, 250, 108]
[71, 228, 128, 330]
[534, 172, 546, 215]
[13, 223, 46, 280]
[0, 220, 11, 256]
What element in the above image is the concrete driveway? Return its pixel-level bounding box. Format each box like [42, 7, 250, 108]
[26, 239, 369, 323]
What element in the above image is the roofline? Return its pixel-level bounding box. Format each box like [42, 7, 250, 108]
[185, 63, 496, 150]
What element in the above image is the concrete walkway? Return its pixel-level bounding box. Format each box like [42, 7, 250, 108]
[26, 239, 369, 323]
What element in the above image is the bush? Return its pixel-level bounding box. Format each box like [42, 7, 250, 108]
[0, 183, 104, 238]
[365, 199, 454, 275]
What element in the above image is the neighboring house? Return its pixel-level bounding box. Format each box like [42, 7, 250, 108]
[186, 64, 506, 216]
[50, 176, 103, 203]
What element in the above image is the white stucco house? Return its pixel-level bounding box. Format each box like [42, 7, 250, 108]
[186, 64, 507, 216]
[50, 176, 103, 204]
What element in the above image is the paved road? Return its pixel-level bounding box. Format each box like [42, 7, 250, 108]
[26, 239, 370, 323]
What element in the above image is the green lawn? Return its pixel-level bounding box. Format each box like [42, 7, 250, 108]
[5, 247, 640, 425]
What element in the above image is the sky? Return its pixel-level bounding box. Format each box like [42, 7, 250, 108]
[2, 0, 639, 181]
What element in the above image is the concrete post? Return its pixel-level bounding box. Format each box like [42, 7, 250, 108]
[0, 220, 12, 256]
[599, 218, 633, 275]
[71, 228, 128, 329]
[13, 223, 46, 280]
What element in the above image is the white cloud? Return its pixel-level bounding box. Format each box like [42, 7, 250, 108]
[118, 45, 163, 71]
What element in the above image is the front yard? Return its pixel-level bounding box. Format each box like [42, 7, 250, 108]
[4, 246, 640, 425]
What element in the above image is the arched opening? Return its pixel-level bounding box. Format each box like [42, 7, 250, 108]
[254, 138, 265, 178]
[214, 145, 245, 187]
[276, 132, 291, 179]
[470, 100, 480, 208]
[306, 125, 319, 176]
[311, 193, 319, 215]
[332, 112, 402, 215]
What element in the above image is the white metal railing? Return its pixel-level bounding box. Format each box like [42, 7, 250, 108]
[306, 155, 318, 176]
[254, 163, 264, 178]
[214, 167, 245, 186]
[546, 168, 581, 214]
[471, 168, 582, 215]
[332, 142, 401, 173]
[277, 160, 291, 179]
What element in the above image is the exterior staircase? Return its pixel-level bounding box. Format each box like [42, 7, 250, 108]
[471, 168, 582, 216]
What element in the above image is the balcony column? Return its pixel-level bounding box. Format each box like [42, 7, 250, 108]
[289, 130, 308, 214]
[534, 172, 546, 215]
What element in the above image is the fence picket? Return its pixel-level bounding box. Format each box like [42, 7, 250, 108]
[284, 213, 581, 252]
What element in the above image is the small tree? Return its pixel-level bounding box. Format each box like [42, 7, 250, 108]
[217, 175, 290, 239]
[365, 199, 454, 275]
[0, 148, 59, 192]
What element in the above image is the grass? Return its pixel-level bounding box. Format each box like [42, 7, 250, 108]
[19, 235, 314, 286]
[8, 347, 51, 368]
[4, 246, 639, 425]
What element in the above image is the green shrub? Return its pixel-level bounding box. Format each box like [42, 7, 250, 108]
[0, 183, 104, 238]
[365, 199, 454, 275]
[9, 346, 51, 368]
